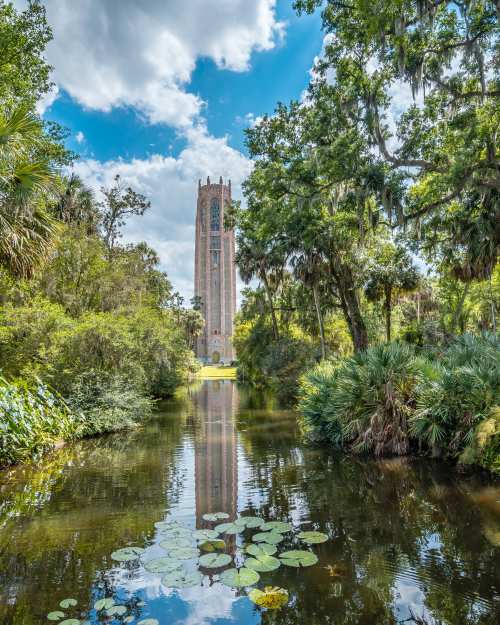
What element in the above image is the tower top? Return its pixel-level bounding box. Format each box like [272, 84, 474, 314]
[198, 176, 232, 191]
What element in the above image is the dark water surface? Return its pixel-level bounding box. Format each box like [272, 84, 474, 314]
[1, 380, 499, 625]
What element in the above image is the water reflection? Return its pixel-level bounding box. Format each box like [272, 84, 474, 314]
[0, 380, 498, 625]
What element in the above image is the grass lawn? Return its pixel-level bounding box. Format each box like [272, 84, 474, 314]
[198, 365, 237, 379]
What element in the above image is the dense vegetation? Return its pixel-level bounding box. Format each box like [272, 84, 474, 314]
[0, 2, 202, 467]
[232, 0, 499, 471]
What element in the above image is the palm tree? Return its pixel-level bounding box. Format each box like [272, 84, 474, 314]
[55, 174, 98, 233]
[0, 105, 59, 277]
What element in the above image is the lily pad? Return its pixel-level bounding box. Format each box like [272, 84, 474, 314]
[214, 522, 243, 535]
[245, 543, 277, 557]
[245, 554, 281, 572]
[59, 599, 77, 609]
[161, 527, 192, 539]
[203, 512, 230, 522]
[235, 516, 265, 529]
[162, 570, 202, 588]
[279, 550, 318, 568]
[252, 532, 284, 545]
[192, 529, 219, 540]
[199, 539, 226, 552]
[111, 547, 145, 562]
[47, 612, 65, 621]
[59, 621, 80, 625]
[94, 598, 115, 611]
[199, 552, 232, 568]
[143, 556, 183, 573]
[261, 521, 292, 533]
[155, 520, 181, 530]
[248, 586, 289, 610]
[220, 567, 260, 588]
[168, 546, 199, 560]
[160, 537, 192, 551]
[138, 620, 159, 625]
[298, 531, 328, 544]
[106, 606, 127, 617]
[124, 618, 134, 624]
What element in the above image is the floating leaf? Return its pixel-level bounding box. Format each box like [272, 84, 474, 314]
[59, 599, 77, 609]
[168, 546, 199, 560]
[235, 516, 264, 529]
[47, 612, 65, 621]
[155, 521, 181, 530]
[111, 547, 145, 562]
[160, 537, 192, 551]
[161, 527, 192, 539]
[162, 570, 202, 588]
[199, 539, 226, 552]
[279, 550, 318, 568]
[261, 521, 292, 533]
[124, 617, 134, 624]
[106, 606, 127, 617]
[138, 620, 159, 625]
[137, 602, 145, 607]
[245, 543, 277, 557]
[199, 552, 232, 568]
[143, 556, 183, 573]
[252, 532, 284, 545]
[245, 554, 281, 572]
[214, 522, 243, 535]
[298, 531, 328, 544]
[94, 598, 114, 611]
[59, 621, 80, 625]
[192, 529, 219, 540]
[220, 567, 260, 588]
[248, 586, 289, 610]
[202, 512, 230, 522]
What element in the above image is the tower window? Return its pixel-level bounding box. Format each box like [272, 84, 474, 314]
[210, 198, 220, 231]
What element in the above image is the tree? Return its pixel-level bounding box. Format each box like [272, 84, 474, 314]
[55, 174, 99, 234]
[365, 243, 421, 341]
[100, 174, 150, 252]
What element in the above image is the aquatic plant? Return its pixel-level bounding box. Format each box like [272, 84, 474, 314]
[248, 586, 289, 609]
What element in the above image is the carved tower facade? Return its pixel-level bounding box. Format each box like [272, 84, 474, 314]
[194, 177, 236, 364]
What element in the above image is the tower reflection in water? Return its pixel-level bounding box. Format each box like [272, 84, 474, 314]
[193, 380, 239, 530]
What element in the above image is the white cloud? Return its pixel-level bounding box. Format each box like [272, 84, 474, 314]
[23, 0, 285, 127]
[35, 84, 59, 115]
[72, 126, 252, 303]
[75, 131, 85, 144]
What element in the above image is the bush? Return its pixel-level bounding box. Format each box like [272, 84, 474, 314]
[0, 376, 76, 466]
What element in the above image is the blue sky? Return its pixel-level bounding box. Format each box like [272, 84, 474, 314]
[25, 0, 325, 301]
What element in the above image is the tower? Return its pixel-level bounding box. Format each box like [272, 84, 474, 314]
[194, 176, 236, 364]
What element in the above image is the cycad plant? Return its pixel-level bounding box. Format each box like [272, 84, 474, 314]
[0, 105, 60, 277]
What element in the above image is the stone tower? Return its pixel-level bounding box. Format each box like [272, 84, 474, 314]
[194, 176, 236, 364]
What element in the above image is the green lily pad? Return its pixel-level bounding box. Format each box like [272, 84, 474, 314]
[252, 532, 284, 545]
[143, 556, 183, 573]
[160, 537, 192, 551]
[59, 621, 80, 625]
[111, 547, 145, 562]
[168, 546, 199, 560]
[47, 612, 65, 621]
[155, 520, 181, 530]
[59, 599, 77, 609]
[106, 605, 127, 617]
[199, 552, 232, 568]
[279, 550, 318, 567]
[192, 529, 219, 540]
[248, 587, 289, 609]
[245, 543, 277, 557]
[220, 567, 260, 588]
[261, 521, 292, 533]
[138, 620, 159, 625]
[214, 522, 244, 535]
[124, 617, 134, 624]
[161, 527, 192, 539]
[162, 570, 202, 588]
[94, 598, 115, 611]
[245, 554, 281, 572]
[199, 539, 226, 552]
[235, 516, 264, 529]
[298, 531, 328, 544]
[203, 512, 230, 522]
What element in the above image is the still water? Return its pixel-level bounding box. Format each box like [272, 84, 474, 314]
[0, 380, 499, 625]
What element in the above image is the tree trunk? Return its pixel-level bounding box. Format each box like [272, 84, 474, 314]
[261, 272, 280, 341]
[312, 283, 326, 360]
[451, 282, 470, 334]
[384, 285, 392, 342]
[331, 258, 368, 352]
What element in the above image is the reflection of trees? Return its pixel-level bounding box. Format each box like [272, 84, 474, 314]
[0, 396, 190, 625]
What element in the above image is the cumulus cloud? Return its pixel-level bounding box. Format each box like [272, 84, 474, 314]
[25, 0, 284, 127]
[73, 126, 252, 302]
[75, 131, 85, 144]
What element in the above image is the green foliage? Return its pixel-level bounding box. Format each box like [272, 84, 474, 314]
[0, 376, 76, 466]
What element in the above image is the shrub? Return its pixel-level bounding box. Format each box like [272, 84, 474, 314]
[0, 376, 76, 467]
